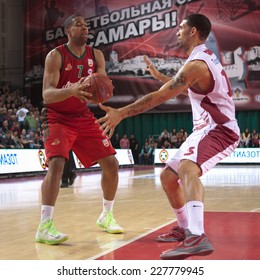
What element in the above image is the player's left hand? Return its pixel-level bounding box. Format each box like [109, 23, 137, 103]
[144, 55, 162, 81]
[96, 104, 122, 138]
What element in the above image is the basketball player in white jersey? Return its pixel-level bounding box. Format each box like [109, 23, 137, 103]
[97, 14, 240, 259]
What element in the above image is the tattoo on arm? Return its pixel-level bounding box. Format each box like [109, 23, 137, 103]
[122, 72, 191, 118]
[169, 72, 187, 89]
[125, 94, 153, 117]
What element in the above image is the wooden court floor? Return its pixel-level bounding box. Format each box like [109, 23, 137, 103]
[0, 164, 260, 260]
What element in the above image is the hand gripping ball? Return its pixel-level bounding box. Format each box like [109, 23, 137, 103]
[83, 73, 114, 104]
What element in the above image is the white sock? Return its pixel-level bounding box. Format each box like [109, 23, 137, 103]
[186, 201, 204, 235]
[41, 205, 54, 222]
[173, 205, 188, 229]
[103, 198, 114, 213]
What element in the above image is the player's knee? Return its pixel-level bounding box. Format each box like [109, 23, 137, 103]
[110, 156, 119, 172]
[160, 168, 179, 192]
[178, 160, 201, 179]
[100, 155, 119, 174]
[48, 156, 66, 175]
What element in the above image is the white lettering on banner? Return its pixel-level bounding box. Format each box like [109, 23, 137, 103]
[45, 30, 55, 41]
[108, 25, 125, 42]
[151, 1, 162, 12]
[125, 23, 139, 39]
[120, 8, 131, 21]
[91, 11, 177, 47]
[45, 27, 64, 41]
[86, 0, 174, 29]
[129, 7, 140, 18]
[110, 11, 121, 23]
[90, 16, 100, 28]
[43, 0, 197, 45]
[139, 19, 151, 35]
[140, 2, 151, 14]
[162, 0, 172, 8]
[100, 15, 110, 26]
[176, 0, 194, 5]
[152, 16, 167, 31]
[44, 0, 177, 44]
[95, 31, 109, 45]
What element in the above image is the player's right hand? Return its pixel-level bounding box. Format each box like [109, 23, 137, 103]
[71, 77, 93, 103]
[96, 104, 122, 138]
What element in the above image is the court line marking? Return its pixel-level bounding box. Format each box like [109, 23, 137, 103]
[251, 208, 260, 212]
[86, 218, 177, 260]
[87, 210, 260, 259]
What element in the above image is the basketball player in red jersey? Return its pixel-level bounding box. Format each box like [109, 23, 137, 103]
[35, 15, 124, 245]
[97, 14, 240, 259]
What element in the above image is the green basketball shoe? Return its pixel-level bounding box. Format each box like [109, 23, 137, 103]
[35, 219, 69, 245]
[96, 211, 124, 234]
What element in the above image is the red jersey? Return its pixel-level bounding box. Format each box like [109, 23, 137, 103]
[47, 44, 97, 114]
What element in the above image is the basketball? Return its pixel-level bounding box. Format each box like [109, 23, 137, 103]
[83, 73, 114, 104]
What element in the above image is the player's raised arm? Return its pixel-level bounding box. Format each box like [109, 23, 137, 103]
[144, 55, 188, 96]
[144, 55, 172, 84]
[97, 61, 200, 138]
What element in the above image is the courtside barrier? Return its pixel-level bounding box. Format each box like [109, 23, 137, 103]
[154, 148, 260, 165]
[0, 149, 134, 176]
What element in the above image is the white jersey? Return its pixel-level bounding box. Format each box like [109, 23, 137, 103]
[166, 44, 240, 175]
[185, 44, 236, 131]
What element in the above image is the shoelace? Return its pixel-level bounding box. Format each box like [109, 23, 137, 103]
[43, 220, 59, 236]
[168, 226, 184, 237]
[106, 212, 118, 226]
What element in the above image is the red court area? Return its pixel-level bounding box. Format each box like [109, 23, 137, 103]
[97, 212, 260, 260]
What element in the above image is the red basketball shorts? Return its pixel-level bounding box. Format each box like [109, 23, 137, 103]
[42, 108, 116, 168]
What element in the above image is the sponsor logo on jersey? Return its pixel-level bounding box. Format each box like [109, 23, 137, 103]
[65, 63, 72, 71]
[88, 59, 93, 67]
[51, 138, 60, 145]
[88, 69, 93, 75]
[102, 139, 109, 147]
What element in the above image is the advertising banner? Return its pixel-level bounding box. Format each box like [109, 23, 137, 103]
[154, 147, 260, 164]
[0, 149, 134, 175]
[24, 0, 260, 112]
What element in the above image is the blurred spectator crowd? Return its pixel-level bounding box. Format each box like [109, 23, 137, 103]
[239, 128, 260, 148]
[111, 127, 189, 165]
[0, 82, 44, 149]
[1, 81, 259, 165]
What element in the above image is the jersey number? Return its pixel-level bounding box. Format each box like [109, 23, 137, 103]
[77, 65, 83, 78]
[184, 147, 195, 156]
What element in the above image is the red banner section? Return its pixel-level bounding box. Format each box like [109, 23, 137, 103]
[24, 0, 260, 112]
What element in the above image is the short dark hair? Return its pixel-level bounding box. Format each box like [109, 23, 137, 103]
[184, 14, 211, 40]
[63, 14, 84, 34]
